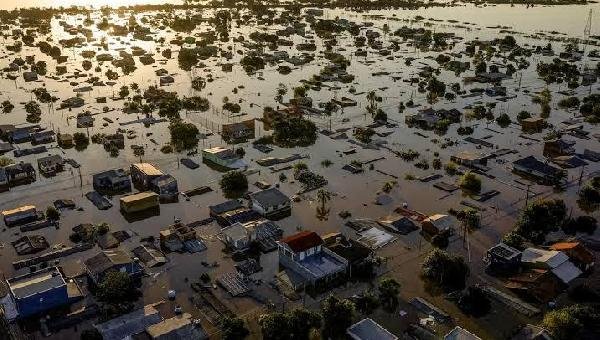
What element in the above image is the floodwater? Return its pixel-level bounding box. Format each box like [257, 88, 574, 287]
[0, 2, 599, 339]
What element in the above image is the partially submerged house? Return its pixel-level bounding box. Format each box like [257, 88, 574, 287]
[249, 187, 291, 219]
[2, 205, 38, 227]
[130, 163, 164, 190]
[450, 151, 488, 168]
[150, 175, 179, 201]
[549, 242, 595, 272]
[421, 214, 455, 236]
[221, 119, 255, 142]
[95, 304, 162, 340]
[159, 223, 206, 253]
[406, 108, 461, 129]
[512, 156, 565, 185]
[484, 243, 522, 273]
[120, 192, 159, 214]
[92, 168, 132, 193]
[220, 219, 283, 252]
[543, 139, 575, 157]
[347, 318, 397, 340]
[84, 249, 144, 284]
[144, 313, 207, 340]
[278, 231, 348, 290]
[521, 247, 582, 284]
[202, 147, 247, 169]
[3, 162, 36, 185]
[37, 154, 64, 176]
[5, 267, 80, 319]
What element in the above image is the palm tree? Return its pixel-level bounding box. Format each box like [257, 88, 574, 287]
[316, 189, 331, 211]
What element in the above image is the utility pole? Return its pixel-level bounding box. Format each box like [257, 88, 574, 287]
[525, 184, 531, 207]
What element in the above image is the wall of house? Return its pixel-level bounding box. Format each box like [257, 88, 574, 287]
[16, 285, 68, 318]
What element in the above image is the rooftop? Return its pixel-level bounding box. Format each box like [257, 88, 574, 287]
[8, 267, 65, 299]
[120, 191, 159, 204]
[280, 231, 323, 253]
[132, 163, 163, 177]
[347, 318, 397, 340]
[95, 304, 162, 340]
[85, 249, 134, 276]
[249, 187, 290, 207]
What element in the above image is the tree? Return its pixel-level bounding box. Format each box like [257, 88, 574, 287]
[457, 286, 491, 317]
[316, 189, 331, 212]
[73, 132, 90, 151]
[97, 271, 137, 304]
[378, 277, 401, 311]
[321, 295, 355, 340]
[513, 199, 567, 244]
[354, 290, 379, 315]
[0, 156, 14, 167]
[422, 249, 469, 290]
[168, 120, 199, 152]
[221, 317, 249, 340]
[459, 171, 481, 193]
[272, 117, 317, 147]
[220, 171, 248, 198]
[542, 305, 600, 340]
[259, 308, 321, 340]
[45, 206, 60, 221]
[80, 329, 102, 340]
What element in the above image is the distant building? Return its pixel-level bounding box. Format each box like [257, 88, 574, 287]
[6, 267, 73, 318]
[278, 231, 348, 290]
[347, 318, 397, 340]
[130, 163, 164, 190]
[93, 168, 132, 193]
[84, 249, 144, 284]
[249, 188, 291, 219]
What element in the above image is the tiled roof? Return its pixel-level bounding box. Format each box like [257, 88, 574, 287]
[280, 231, 323, 253]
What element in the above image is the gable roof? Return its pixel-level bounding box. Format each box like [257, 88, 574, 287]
[280, 231, 323, 253]
[249, 188, 290, 207]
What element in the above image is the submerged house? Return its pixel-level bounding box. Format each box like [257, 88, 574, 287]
[120, 192, 159, 214]
[249, 188, 292, 219]
[92, 168, 132, 193]
[450, 151, 488, 168]
[421, 214, 455, 236]
[512, 156, 565, 185]
[278, 231, 348, 290]
[2, 205, 38, 227]
[521, 247, 582, 284]
[405, 108, 461, 129]
[484, 243, 522, 273]
[220, 219, 283, 251]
